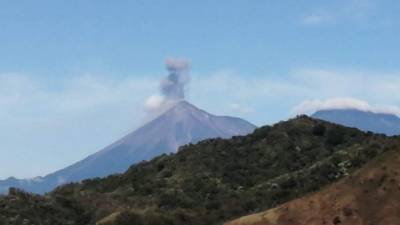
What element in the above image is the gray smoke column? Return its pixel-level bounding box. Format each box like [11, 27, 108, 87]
[161, 58, 191, 100]
[144, 58, 191, 116]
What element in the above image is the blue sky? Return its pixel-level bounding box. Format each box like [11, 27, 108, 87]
[1, 0, 400, 179]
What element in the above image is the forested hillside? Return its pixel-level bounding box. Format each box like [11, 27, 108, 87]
[1, 116, 398, 225]
[226, 147, 400, 225]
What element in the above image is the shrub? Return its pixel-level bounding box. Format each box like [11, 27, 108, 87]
[326, 127, 346, 146]
[312, 124, 326, 136]
[115, 211, 143, 225]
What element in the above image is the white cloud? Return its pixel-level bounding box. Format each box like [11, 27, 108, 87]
[302, 12, 333, 26]
[300, 0, 377, 26]
[293, 98, 370, 114]
[293, 97, 400, 116]
[144, 95, 165, 111]
[289, 68, 400, 116]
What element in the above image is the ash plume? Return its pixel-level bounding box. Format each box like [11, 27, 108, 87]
[161, 58, 191, 100]
[145, 58, 191, 114]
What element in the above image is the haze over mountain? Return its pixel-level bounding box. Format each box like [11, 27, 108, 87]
[0, 101, 255, 193]
[0, 101, 255, 194]
[312, 109, 400, 136]
[0, 58, 256, 194]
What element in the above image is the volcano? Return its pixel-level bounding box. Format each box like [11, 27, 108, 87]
[0, 101, 256, 194]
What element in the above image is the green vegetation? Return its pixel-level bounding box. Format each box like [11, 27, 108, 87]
[0, 116, 398, 225]
[0, 188, 90, 225]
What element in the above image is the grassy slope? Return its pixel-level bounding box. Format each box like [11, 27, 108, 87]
[225, 146, 400, 225]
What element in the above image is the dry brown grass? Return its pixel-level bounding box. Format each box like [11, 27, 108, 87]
[226, 148, 400, 225]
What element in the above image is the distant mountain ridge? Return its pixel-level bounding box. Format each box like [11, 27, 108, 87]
[312, 108, 400, 136]
[0, 101, 256, 194]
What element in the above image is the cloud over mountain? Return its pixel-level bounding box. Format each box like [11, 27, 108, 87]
[293, 97, 400, 116]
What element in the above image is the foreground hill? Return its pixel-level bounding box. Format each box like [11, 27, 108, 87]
[0, 101, 256, 194]
[0, 116, 398, 225]
[225, 146, 400, 225]
[312, 109, 400, 136]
